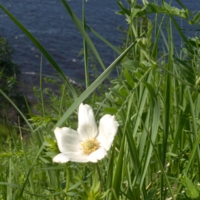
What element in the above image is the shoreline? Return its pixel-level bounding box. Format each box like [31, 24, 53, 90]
[18, 71, 84, 106]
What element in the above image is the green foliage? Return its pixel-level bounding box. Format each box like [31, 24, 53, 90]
[0, 38, 30, 124]
[117, 1, 189, 19]
[180, 176, 200, 199]
[0, 38, 19, 95]
[0, 0, 200, 199]
[0, 37, 13, 61]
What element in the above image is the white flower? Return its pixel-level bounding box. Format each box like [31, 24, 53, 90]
[53, 103, 119, 163]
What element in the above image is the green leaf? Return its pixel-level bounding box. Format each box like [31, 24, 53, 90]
[112, 127, 125, 199]
[104, 107, 118, 115]
[123, 69, 135, 88]
[122, 60, 140, 71]
[134, 2, 188, 19]
[118, 86, 129, 97]
[164, 2, 188, 19]
[176, 58, 196, 86]
[117, 1, 131, 16]
[180, 176, 200, 199]
[189, 11, 200, 24]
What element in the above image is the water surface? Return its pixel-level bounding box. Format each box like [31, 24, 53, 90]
[0, 0, 199, 84]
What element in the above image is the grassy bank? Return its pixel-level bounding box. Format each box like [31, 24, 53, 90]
[1, 0, 200, 199]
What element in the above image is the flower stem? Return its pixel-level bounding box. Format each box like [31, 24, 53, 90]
[95, 163, 102, 193]
[65, 164, 70, 193]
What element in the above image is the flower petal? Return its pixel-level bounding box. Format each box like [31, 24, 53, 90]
[54, 127, 81, 153]
[77, 103, 98, 139]
[53, 153, 70, 163]
[53, 152, 88, 163]
[97, 114, 119, 151]
[87, 148, 107, 163]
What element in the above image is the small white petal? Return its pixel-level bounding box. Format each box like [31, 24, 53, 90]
[53, 153, 70, 163]
[97, 114, 119, 151]
[54, 127, 81, 153]
[87, 148, 107, 163]
[53, 152, 88, 163]
[77, 103, 98, 139]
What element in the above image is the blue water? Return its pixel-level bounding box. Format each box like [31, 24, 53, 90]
[0, 0, 199, 84]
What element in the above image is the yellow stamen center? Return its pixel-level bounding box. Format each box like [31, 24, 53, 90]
[81, 138, 100, 155]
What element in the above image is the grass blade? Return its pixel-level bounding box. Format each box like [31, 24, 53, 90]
[53, 41, 136, 129]
[61, 0, 106, 70]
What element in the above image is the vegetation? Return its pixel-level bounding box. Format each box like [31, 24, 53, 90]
[0, 0, 200, 199]
[0, 37, 29, 124]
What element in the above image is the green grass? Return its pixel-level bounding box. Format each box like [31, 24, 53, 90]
[1, 0, 200, 199]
